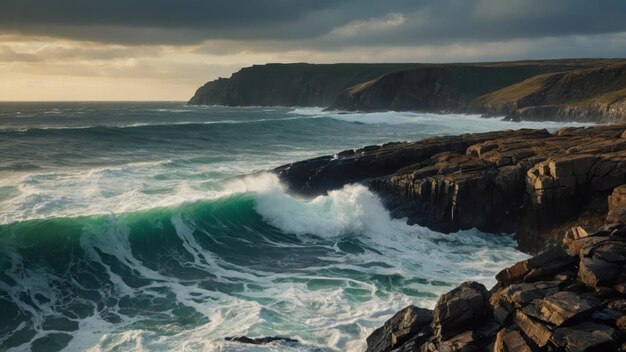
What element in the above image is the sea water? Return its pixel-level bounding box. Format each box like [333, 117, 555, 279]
[0, 103, 588, 351]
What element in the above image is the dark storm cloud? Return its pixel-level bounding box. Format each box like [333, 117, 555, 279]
[1, 0, 626, 46]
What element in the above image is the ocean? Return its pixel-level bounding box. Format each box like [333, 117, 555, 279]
[0, 102, 587, 351]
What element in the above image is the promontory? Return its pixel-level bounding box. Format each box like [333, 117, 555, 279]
[189, 59, 626, 123]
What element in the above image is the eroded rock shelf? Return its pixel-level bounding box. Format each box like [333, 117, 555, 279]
[273, 124, 626, 351]
[276, 124, 626, 254]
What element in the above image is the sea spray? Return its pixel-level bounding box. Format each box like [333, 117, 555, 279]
[0, 174, 529, 351]
[0, 103, 581, 351]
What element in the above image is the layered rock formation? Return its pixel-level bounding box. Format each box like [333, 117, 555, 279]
[275, 124, 626, 254]
[272, 124, 626, 351]
[189, 59, 626, 122]
[365, 223, 626, 352]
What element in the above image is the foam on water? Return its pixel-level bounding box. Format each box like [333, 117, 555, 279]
[0, 173, 528, 352]
[0, 103, 582, 351]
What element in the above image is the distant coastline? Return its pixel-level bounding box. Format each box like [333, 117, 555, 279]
[189, 59, 626, 124]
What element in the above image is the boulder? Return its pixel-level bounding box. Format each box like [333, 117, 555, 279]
[224, 336, 299, 345]
[494, 281, 561, 308]
[578, 257, 622, 289]
[435, 331, 477, 352]
[433, 282, 490, 340]
[494, 329, 532, 352]
[567, 235, 612, 258]
[531, 291, 600, 326]
[563, 226, 591, 247]
[609, 300, 626, 312]
[609, 185, 626, 211]
[366, 306, 433, 352]
[366, 224, 626, 352]
[514, 310, 553, 347]
[616, 316, 626, 332]
[495, 246, 576, 285]
[550, 322, 616, 352]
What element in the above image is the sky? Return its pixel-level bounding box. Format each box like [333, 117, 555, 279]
[0, 0, 626, 101]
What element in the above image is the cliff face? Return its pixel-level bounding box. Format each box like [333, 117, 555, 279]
[328, 63, 578, 112]
[472, 62, 626, 123]
[274, 124, 626, 255]
[189, 59, 626, 123]
[188, 63, 423, 106]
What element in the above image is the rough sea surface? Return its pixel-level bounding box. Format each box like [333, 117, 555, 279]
[0, 103, 589, 351]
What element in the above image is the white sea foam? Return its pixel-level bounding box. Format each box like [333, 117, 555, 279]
[327, 112, 593, 131]
[287, 107, 328, 116]
[0, 105, 587, 352]
[79, 175, 526, 351]
[0, 161, 232, 224]
[236, 174, 528, 281]
[1, 171, 528, 352]
[287, 107, 593, 129]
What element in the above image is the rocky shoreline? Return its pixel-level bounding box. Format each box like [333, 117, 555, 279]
[275, 124, 626, 254]
[272, 124, 626, 351]
[365, 222, 626, 351]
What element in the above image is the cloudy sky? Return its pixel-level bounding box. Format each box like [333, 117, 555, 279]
[1, 0, 625, 101]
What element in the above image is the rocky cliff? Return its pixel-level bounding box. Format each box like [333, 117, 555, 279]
[189, 59, 626, 123]
[188, 63, 422, 106]
[471, 62, 626, 123]
[328, 62, 580, 112]
[270, 125, 626, 351]
[275, 124, 626, 254]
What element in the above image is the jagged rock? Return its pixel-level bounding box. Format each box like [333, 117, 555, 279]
[563, 226, 591, 247]
[592, 308, 624, 326]
[495, 246, 576, 285]
[224, 336, 299, 345]
[435, 331, 477, 352]
[433, 282, 490, 340]
[609, 300, 626, 312]
[566, 235, 613, 258]
[531, 291, 600, 326]
[368, 225, 626, 352]
[607, 207, 626, 225]
[609, 185, 626, 210]
[514, 310, 553, 348]
[578, 257, 622, 289]
[365, 305, 433, 352]
[550, 322, 616, 352]
[474, 319, 501, 341]
[616, 316, 626, 332]
[493, 281, 561, 309]
[494, 329, 532, 352]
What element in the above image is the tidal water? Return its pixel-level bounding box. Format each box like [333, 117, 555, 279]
[0, 103, 587, 351]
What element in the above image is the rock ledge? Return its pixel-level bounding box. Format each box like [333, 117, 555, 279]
[366, 223, 626, 352]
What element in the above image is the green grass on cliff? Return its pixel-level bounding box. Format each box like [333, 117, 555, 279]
[473, 60, 626, 110]
[190, 59, 626, 120]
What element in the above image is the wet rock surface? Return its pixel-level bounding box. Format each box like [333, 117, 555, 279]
[224, 336, 300, 345]
[271, 123, 626, 351]
[365, 306, 433, 352]
[275, 124, 626, 254]
[365, 224, 626, 352]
